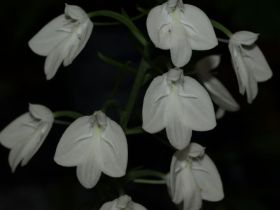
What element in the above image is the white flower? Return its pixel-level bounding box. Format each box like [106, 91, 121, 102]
[0, 104, 53, 172]
[28, 4, 93, 80]
[100, 195, 147, 210]
[146, 0, 217, 67]
[54, 111, 128, 189]
[168, 143, 224, 210]
[142, 68, 216, 150]
[196, 55, 240, 119]
[229, 31, 273, 103]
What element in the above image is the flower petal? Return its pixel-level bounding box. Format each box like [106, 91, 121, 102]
[28, 15, 69, 56]
[44, 41, 67, 80]
[195, 55, 221, 78]
[133, 203, 147, 210]
[181, 4, 218, 50]
[100, 119, 128, 177]
[165, 95, 192, 149]
[243, 45, 273, 82]
[203, 77, 239, 112]
[54, 116, 93, 166]
[192, 155, 224, 201]
[64, 4, 88, 21]
[179, 76, 216, 131]
[99, 201, 115, 210]
[170, 24, 192, 67]
[142, 76, 169, 133]
[76, 151, 102, 189]
[29, 104, 53, 122]
[216, 108, 226, 119]
[230, 31, 259, 45]
[146, 4, 170, 49]
[0, 113, 34, 148]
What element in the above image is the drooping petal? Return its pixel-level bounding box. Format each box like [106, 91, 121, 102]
[229, 44, 247, 95]
[0, 113, 35, 148]
[44, 41, 68, 80]
[100, 119, 128, 177]
[28, 15, 69, 56]
[245, 70, 258, 104]
[54, 116, 93, 166]
[178, 76, 216, 131]
[76, 150, 102, 189]
[192, 155, 224, 201]
[195, 55, 221, 79]
[230, 31, 259, 46]
[142, 76, 169, 133]
[180, 4, 218, 50]
[146, 5, 171, 49]
[133, 203, 147, 210]
[203, 77, 240, 112]
[216, 108, 226, 119]
[243, 45, 273, 82]
[63, 20, 94, 66]
[170, 24, 192, 67]
[166, 93, 192, 149]
[99, 201, 115, 210]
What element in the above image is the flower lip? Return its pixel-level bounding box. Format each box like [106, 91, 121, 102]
[167, 0, 184, 13]
[116, 195, 132, 209]
[166, 68, 184, 84]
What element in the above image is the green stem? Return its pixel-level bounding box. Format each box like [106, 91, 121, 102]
[127, 169, 166, 180]
[54, 119, 71, 125]
[53, 111, 83, 119]
[125, 126, 144, 135]
[211, 19, 233, 37]
[88, 10, 148, 46]
[133, 179, 166, 185]
[120, 47, 149, 128]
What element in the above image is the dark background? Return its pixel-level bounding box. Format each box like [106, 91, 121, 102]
[0, 0, 280, 209]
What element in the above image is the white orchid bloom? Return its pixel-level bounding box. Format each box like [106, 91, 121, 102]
[100, 195, 147, 210]
[29, 4, 93, 80]
[142, 68, 216, 150]
[229, 31, 273, 103]
[0, 104, 53, 172]
[146, 0, 218, 68]
[196, 55, 240, 119]
[54, 111, 128, 189]
[168, 143, 224, 210]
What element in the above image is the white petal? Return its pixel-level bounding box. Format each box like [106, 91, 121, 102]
[99, 201, 115, 210]
[54, 116, 93, 166]
[64, 4, 88, 21]
[216, 108, 226, 119]
[0, 113, 35, 148]
[230, 31, 259, 45]
[165, 95, 192, 150]
[63, 20, 93, 66]
[203, 77, 239, 112]
[100, 119, 128, 177]
[76, 151, 102, 189]
[169, 156, 184, 203]
[195, 55, 221, 78]
[142, 76, 169, 133]
[28, 15, 69, 56]
[44, 41, 67, 80]
[28, 104, 53, 122]
[187, 142, 205, 158]
[243, 45, 273, 82]
[229, 44, 247, 95]
[192, 155, 224, 201]
[178, 76, 216, 131]
[146, 4, 171, 49]
[170, 24, 192, 67]
[180, 4, 218, 50]
[245, 71, 258, 104]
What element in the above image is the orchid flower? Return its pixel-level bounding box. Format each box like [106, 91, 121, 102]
[168, 143, 224, 210]
[229, 31, 273, 103]
[100, 195, 147, 210]
[29, 4, 93, 80]
[146, 0, 218, 67]
[0, 104, 53, 172]
[196, 55, 240, 119]
[54, 111, 128, 189]
[142, 68, 216, 150]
